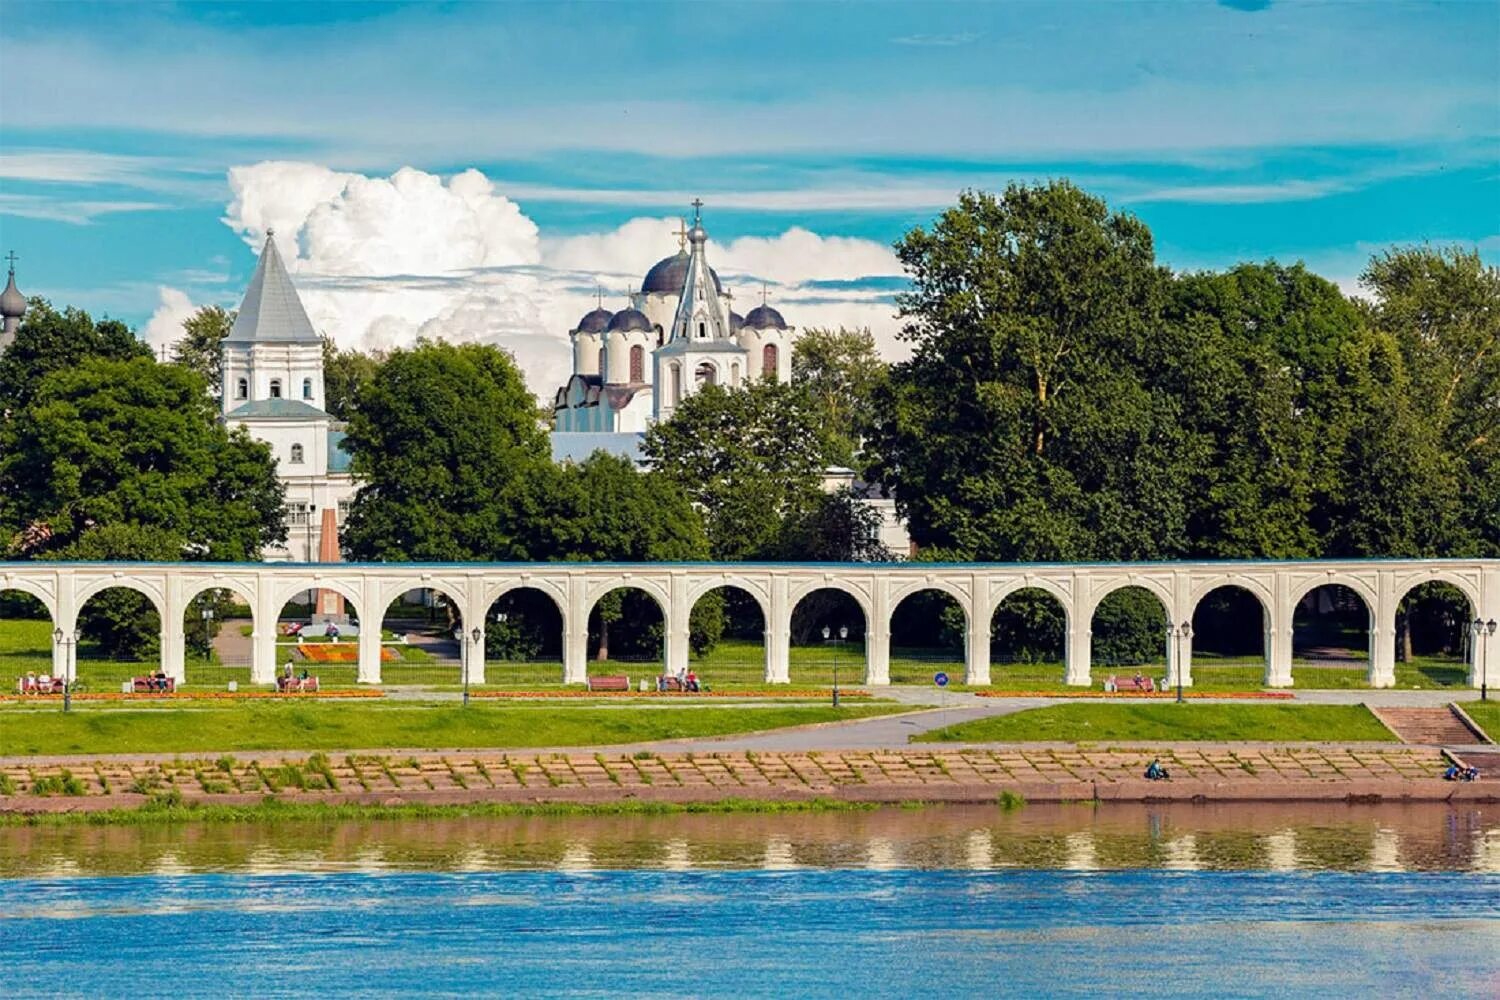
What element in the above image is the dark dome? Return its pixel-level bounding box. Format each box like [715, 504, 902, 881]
[573, 307, 612, 334]
[642, 251, 722, 295]
[729, 310, 744, 332]
[743, 305, 788, 330]
[606, 307, 653, 333]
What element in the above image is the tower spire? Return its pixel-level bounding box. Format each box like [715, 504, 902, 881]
[668, 200, 730, 343]
[0, 249, 27, 345]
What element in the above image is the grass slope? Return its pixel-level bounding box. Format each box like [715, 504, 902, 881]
[915, 703, 1396, 743]
[1462, 702, 1499, 742]
[0, 702, 905, 756]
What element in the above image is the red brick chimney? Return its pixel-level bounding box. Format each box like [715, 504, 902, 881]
[316, 507, 345, 619]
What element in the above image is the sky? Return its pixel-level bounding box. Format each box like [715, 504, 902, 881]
[0, 0, 1497, 397]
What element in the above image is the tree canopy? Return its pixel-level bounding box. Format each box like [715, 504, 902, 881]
[0, 299, 151, 417]
[169, 305, 234, 397]
[791, 326, 888, 468]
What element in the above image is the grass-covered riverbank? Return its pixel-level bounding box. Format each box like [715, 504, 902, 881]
[915, 704, 1397, 743]
[0, 701, 908, 756]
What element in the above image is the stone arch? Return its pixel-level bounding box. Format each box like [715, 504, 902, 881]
[272, 579, 363, 618]
[0, 585, 58, 686]
[686, 576, 771, 623]
[586, 582, 667, 667]
[787, 578, 872, 623]
[0, 579, 58, 624]
[1080, 578, 1173, 623]
[1088, 584, 1170, 672]
[1393, 575, 1475, 687]
[181, 581, 257, 686]
[1188, 574, 1274, 615]
[1288, 574, 1377, 614]
[72, 577, 167, 627]
[788, 584, 871, 686]
[984, 579, 1072, 629]
[1290, 580, 1373, 684]
[378, 582, 467, 685]
[485, 584, 567, 686]
[1189, 583, 1271, 681]
[482, 579, 569, 623]
[71, 580, 167, 687]
[687, 582, 768, 687]
[1392, 569, 1480, 612]
[987, 584, 1069, 677]
[888, 584, 969, 684]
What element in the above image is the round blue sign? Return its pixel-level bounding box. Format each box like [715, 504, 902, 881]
[934, 672, 949, 687]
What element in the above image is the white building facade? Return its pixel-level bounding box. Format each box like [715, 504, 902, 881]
[220, 233, 357, 561]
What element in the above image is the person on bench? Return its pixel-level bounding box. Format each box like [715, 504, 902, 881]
[685, 670, 700, 693]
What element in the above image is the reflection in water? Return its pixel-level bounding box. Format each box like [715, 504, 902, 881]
[1, 803, 1498, 877]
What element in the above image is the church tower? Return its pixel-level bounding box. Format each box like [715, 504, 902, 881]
[0, 252, 27, 351]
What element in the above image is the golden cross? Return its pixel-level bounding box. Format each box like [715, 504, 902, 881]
[674, 219, 689, 250]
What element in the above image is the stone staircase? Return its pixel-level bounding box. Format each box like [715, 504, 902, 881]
[1372, 706, 1492, 746]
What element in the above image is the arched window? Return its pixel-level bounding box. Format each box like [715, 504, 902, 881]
[269, 378, 283, 399]
[302, 377, 313, 400]
[730, 362, 741, 387]
[762, 344, 779, 381]
[598, 347, 606, 377]
[629, 344, 644, 383]
[235, 378, 248, 400]
[670, 363, 682, 405]
[695, 361, 717, 387]
[290, 443, 304, 464]
[697, 320, 706, 339]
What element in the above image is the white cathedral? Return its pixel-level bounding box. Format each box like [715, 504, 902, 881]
[550, 202, 795, 462]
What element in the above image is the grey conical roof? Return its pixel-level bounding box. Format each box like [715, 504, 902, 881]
[668, 205, 731, 343]
[0, 266, 25, 319]
[225, 233, 320, 344]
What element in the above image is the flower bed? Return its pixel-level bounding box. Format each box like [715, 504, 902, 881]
[474, 688, 873, 700]
[974, 689, 1294, 700]
[0, 689, 384, 703]
[297, 643, 398, 663]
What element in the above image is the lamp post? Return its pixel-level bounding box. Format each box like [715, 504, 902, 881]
[1165, 621, 1192, 704]
[1474, 617, 1498, 703]
[201, 604, 215, 659]
[822, 625, 848, 708]
[52, 627, 71, 713]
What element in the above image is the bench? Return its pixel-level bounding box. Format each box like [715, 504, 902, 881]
[656, 676, 705, 693]
[16, 676, 64, 695]
[132, 676, 176, 694]
[1103, 675, 1156, 693]
[277, 675, 320, 693]
[587, 674, 630, 692]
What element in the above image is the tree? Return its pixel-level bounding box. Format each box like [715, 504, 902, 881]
[1361, 246, 1499, 556]
[169, 305, 234, 398]
[870, 182, 1190, 562]
[322, 336, 380, 420]
[0, 357, 285, 559]
[772, 487, 891, 562]
[644, 380, 828, 560]
[341, 340, 551, 562]
[791, 326, 888, 468]
[0, 299, 150, 416]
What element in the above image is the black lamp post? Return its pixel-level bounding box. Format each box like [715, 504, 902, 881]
[53, 627, 71, 713]
[1166, 621, 1192, 704]
[201, 604, 215, 658]
[822, 625, 848, 708]
[463, 624, 481, 707]
[1475, 617, 1498, 703]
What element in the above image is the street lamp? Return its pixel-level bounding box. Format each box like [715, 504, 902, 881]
[201, 604, 215, 657]
[52, 627, 71, 713]
[822, 625, 848, 708]
[1165, 621, 1192, 704]
[1473, 617, 1498, 703]
[467, 625, 482, 706]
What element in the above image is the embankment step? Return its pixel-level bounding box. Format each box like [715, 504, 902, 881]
[1372, 705, 1492, 746]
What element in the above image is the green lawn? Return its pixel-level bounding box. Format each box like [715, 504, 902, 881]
[1463, 702, 1500, 741]
[0, 701, 908, 755]
[915, 703, 1396, 743]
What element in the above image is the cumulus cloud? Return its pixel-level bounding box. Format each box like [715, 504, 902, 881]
[208, 162, 905, 399]
[141, 285, 197, 353]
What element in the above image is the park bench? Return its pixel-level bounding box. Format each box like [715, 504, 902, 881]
[16, 675, 64, 695]
[656, 676, 706, 693]
[132, 676, 176, 694]
[1103, 675, 1156, 693]
[277, 675, 320, 693]
[587, 674, 630, 692]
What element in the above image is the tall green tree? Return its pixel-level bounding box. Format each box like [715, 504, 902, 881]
[0, 357, 286, 559]
[644, 380, 828, 559]
[341, 340, 550, 561]
[1361, 246, 1499, 555]
[169, 305, 235, 398]
[0, 299, 150, 416]
[791, 326, 888, 468]
[870, 182, 1189, 561]
[322, 336, 380, 420]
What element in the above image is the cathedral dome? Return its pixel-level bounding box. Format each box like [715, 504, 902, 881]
[729, 311, 744, 333]
[642, 251, 722, 295]
[573, 307, 612, 334]
[606, 307, 654, 333]
[0, 268, 26, 320]
[743, 305, 789, 330]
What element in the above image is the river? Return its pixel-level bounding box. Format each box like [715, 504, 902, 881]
[1, 803, 1496, 997]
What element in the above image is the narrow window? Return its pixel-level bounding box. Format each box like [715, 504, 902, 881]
[671, 363, 682, 404]
[630, 344, 644, 383]
[302, 377, 313, 399]
[290, 443, 304, 464]
[598, 346, 606, 377]
[762, 344, 779, 381]
[235, 378, 248, 400]
[269, 378, 283, 398]
[698, 321, 706, 339]
[731, 362, 741, 387]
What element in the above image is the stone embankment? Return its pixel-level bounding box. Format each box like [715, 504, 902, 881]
[2, 746, 1493, 814]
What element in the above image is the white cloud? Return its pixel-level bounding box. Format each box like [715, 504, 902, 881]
[216, 162, 906, 399]
[142, 286, 197, 353]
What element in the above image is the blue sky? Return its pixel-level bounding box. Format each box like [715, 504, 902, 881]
[0, 0, 1496, 374]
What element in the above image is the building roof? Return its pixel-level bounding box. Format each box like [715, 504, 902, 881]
[743, 304, 789, 330]
[327, 430, 353, 473]
[225, 233, 321, 344]
[668, 203, 733, 345]
[573, 307, 613, 334]
[642, 250, 723, 296]
[0, 261, 25, 319]
[550, 431, 647, 465]
[606, 308, 654, 333]
[225, 398, 328, 420]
